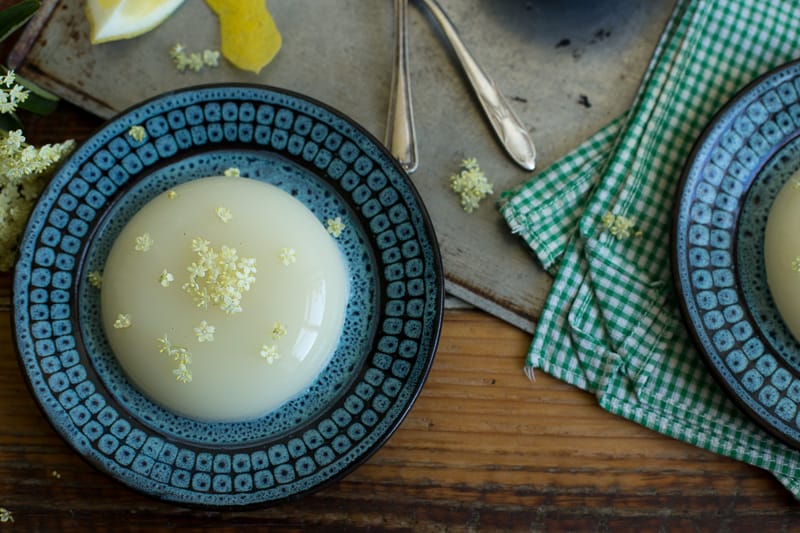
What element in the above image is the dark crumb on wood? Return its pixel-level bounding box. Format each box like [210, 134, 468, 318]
[578, 94, 592, 108]
[589, 28, 612, 44]
[510, 95, 528, 103]
[555, 38, 571, 48]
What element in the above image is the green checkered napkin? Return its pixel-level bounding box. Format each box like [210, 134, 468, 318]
[500, 0, 800, 496]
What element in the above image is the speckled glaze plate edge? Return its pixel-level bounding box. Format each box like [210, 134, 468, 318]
[673, 59, 800, 450]
[12, 84, 444, 508]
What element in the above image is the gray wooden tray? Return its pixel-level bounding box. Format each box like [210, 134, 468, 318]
[9, 0, 676, 332]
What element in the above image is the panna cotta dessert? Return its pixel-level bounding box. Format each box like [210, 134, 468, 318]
[99, 175, 348, 422]
[765, 173, 800, 343]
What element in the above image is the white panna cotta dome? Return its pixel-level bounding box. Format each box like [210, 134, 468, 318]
[765, 174, 800, 344]
[100, 176, 348, 422]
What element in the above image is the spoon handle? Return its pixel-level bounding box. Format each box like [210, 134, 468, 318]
[416, 0, 536, 171]
[385, 0, 419, 173]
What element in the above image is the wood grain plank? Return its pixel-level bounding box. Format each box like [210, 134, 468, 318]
[4, 308, 800, 531]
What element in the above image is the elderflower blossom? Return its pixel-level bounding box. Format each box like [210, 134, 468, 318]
[127, 125, 146, 142]
[326, 217, 345, 238]
[215, 206, 233, 223]
[134, 232, 154, 252]
[449, 157, 493, 213]
[88, 270, 103, 288]
[0, 507, 13, 523]
[600, 211, 640, 239]
[157, 335, 193, 384]
[193, 320, 215, 342]
[271, 321, 287, 339]
[0, 70, 28, 114]
[260, 344, 280, 364]
[159, 269, 175, 287]
[113, 313, 132, 329]
[170, 43, 221, 73]
[279, 247, 296, 266]
[224, 167, 240, 177]
[0, 128, 75, 271]
[173, 363, 192, 383]
[182, 238, 257, 315]
[203, 49, 221, 67]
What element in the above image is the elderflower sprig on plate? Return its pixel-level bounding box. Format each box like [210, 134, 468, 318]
[157, 335, 193, 384]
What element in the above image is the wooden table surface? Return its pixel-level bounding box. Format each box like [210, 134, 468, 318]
[3, 61, 800, 533]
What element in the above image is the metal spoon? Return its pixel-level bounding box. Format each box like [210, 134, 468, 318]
[385, 0, 419, 173]
[415, 0, 537, 171]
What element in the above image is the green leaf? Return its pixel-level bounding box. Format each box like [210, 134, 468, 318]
[0, 111, 23, 132]
[0, 66, 59, 115]
[15, 76, 58, 115]
[0, 0, 41, 43]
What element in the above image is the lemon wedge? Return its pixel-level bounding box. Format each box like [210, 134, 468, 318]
[205, 0, 282, 74]
[86, 0, 186, 44]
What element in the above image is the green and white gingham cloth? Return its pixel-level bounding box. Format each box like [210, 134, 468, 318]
[500, 0, 800, 497]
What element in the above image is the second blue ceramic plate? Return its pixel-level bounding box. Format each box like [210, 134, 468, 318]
[13, 85, 444, 507]
[674, 60, 800, 449]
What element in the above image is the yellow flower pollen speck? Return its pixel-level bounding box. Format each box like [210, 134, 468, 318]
[215, 206, 233, 223]
[113, 313, 132, 329]
[128, 125, 146, 142]
[326, 217, 345, 238]
[0, 507, 13, 523]
[224, 167, 241, 177]
[134, 232, 154, 252]
[167, 190, 178, 200]
[194, 320, 216, 343]
[260, 344, 280, 364]
[159, 269, 175, 287]
[88, 270, 103, 288]
[279, 247, 296, 266]
[271, 321, 287, 339]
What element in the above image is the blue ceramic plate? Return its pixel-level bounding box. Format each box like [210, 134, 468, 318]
[673, 60, 800, 449]
[13, 85, 444, 507]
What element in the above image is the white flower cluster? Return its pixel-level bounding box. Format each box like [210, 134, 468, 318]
[0, 70, 28, 113]
[600, 211, 640, 240]
[0, 127, 75, 271]
[182, 237, 257, 315]
[449, 157, 493, 214]
[170, 43, 220, 72]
